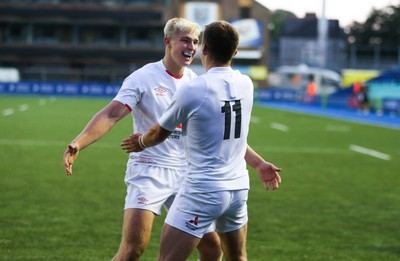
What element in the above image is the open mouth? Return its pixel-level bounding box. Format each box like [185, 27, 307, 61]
[183, 51, 193, 59]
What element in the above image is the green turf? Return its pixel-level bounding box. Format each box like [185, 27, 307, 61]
[1, 96, 399, 260]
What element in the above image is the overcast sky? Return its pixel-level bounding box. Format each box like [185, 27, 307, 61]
[256, 0, 397, 26]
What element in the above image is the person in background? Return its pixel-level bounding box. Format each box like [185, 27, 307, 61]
[305, 75, 316, 103]
[357, 83, 370, 115]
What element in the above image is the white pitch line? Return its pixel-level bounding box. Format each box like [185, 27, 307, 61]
[250, 116, 261, 124]
[2, 98, 55, 117]
[2, 108, 15, 117]
[270, 122, 289, 132]
[325, 125, 351, 132]
[2, 139, 389, 160]
[39, 99, 47, 106]
[349, 144, 391, 161]
[252, 146, 350, 154]
[19, 104, 29, 112]
[0, 139, 116, 148]
[0, 139, 66, 147]
[0, 138, 351, 155]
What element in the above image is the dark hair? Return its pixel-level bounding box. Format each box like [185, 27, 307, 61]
[203, 21, 239, 64]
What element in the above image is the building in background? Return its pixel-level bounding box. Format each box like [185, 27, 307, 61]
[0, 0, 271, 85]
[274, 13, 345, 73]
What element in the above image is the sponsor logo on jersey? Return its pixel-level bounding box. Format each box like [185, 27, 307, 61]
[167, 124, 183, 140]
[154, 87, 167, 96]
[185, 216, 199, 230]
[169, 129, 182, 140]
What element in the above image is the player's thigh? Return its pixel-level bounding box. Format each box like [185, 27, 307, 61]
[121, 208, 155, 248]
[198, 231, 220, 249]
[197, 231, 222, 261]
[159, 223, 200, 261]
[218, 224, 248, 261]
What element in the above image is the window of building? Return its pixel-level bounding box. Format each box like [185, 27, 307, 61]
[33, 24, 58, 44]
[127, 26, 163, 47]
[78, 25, 119, 46]
[240, 7, 251, 19]
[4, 23, 27, 43]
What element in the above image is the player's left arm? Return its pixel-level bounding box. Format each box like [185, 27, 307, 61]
[121, 123, 172, 152]
[245, 145, 282, 190]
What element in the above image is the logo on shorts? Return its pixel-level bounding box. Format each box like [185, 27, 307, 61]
[137, 197, 148, 204]
[185, 216, 199, 231]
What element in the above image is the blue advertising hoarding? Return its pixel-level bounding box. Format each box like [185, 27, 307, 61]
[0, 81, 120, 97]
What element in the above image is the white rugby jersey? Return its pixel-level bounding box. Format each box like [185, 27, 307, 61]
[114, 60, 197, 170]
[159, 67, 254, 192]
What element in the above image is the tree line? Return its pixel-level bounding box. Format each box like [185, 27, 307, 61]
[269, 2, 400, 48]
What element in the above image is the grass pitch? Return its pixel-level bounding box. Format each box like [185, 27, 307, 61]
[1, 96, 399, 260]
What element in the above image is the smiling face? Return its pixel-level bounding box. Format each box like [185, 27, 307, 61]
[164, 30, 199, 74]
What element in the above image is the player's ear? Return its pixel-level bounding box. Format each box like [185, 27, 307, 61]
[202, 43, 208, 55]
[164, 36, 170, 46]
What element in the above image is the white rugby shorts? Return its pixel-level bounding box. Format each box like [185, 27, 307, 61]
[165, 184, 249, 238]
[124, 163, 185, 215]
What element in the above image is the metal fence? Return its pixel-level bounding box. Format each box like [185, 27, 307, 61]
[269, 43, 400, 72]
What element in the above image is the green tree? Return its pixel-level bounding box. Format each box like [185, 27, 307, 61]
[269, 9, 296, 40]
[346, 3, 400, 47]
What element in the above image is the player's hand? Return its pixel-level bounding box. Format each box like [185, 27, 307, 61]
[256, 162, 282, 190]
[63, 142, 80, 176]
[120, 133, 144, 153]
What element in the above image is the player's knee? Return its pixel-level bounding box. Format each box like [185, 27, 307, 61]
[225, 256, 247, 261]
[115, 245, 144, 261]
[198, 249, 223, 261]
[223, 249, 247, 261]
[197, 234, 223, 261]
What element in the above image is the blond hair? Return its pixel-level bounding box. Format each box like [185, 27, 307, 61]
[164, 17, 201, 38]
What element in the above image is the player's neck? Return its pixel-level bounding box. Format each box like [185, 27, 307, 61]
[162, 58, 184, 78]
[204, 61, 230, 71]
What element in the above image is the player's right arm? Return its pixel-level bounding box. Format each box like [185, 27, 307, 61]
[64, 100, 130, 175]
[120, 123, 172, 153]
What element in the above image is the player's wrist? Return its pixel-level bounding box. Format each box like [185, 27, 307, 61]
[138, 134, 147, 149]
[70, 141, 80, 150]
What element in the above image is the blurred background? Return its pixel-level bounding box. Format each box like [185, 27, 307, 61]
[1, 0, 400, 115]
